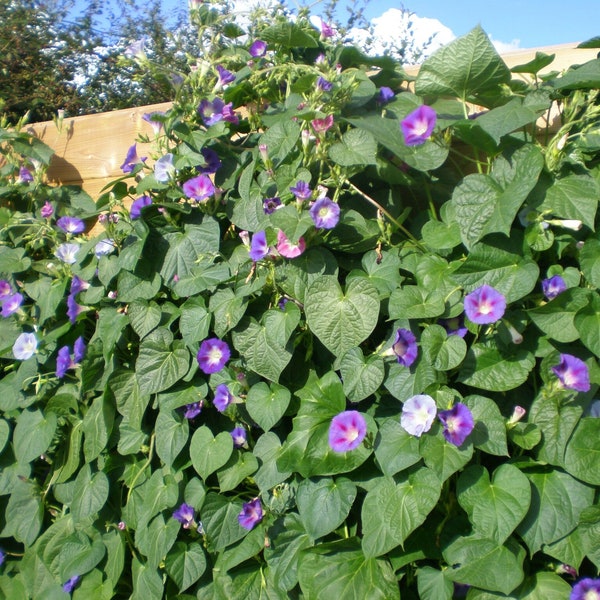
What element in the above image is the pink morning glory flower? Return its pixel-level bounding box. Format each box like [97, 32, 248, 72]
[13, 332, 37, 360]
[197, 338, 230, 374]
[173, 503, 196, 529]
[183, 174, 215, 202]
[552, 354, 590, 392]
[401, 394, 437, 437]
[438, 403, 474, 447]
[1, 293, 23, 317]
[130, 195, 152, 219]
[542, 275, 567, 300]
[290, 180, 312, 201]
[55, 243, 80, 264]
[231, 427, 247, 448]
[238, 498, 263, 530]
[276, 230, 305, 258]
[310, 197, 340, 229]
[183, 401, 203, 419]
[57, 216, 85, 234]
[154, 153, 176, 183]
[249, 230, 270, 261]
[40, 201, 54, 218]
[213, 384, 233, 412]
[570, 578, 600, 600]
[464, 285, 506, 324]
[329, 410, 367, 452]
[401, 105, 436, 146]
[62, 575, 81, 594]
[120, 143, 147, 173]
[311, 114, 334, 134]
[249, 40, 267, 57]
[392, 328, 418, 367]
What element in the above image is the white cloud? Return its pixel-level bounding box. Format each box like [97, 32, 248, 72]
[489, 36, 521, 54]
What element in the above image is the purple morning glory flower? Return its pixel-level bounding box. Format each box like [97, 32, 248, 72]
[310, 197, 340, 229]
[55, 243, 80, 264]
[290, 180, 312, 201]
[552, 354, 590, 392]
[70, 275, 88, 295]
[154, 153, 176, 183]
[198, 147, 222, 174]
[74, 336, 86, 363]
[62, 575, 81, 594]
[439, 316, 468, 338]
[263, 196, 282, 214]
[401, 105, 437, 146]
[173, 503, 195, 529]
[142, 111, 165, 135]
[249, 39, 267, 57]
[198, 98, 238, 126]
[1, 293, 23, 317]
[18, 166, 34, 183]
[67, 294, 85, 324]
[216, 65, 236, 86]
[316, 76, 332, 92]
[40, 201, 54, 218]
[392, 328, 418, 367]
[120, 143, 147, 173]
[238, 498, 263, 530]
[401, 394, 437, 437]
[231, 427, 247, 448]
[249, 230, 270, 261]
[197, 338, 230, 374]
[0, 549, 4, 565]
[124, 39, 145, 59]
[318, 18, 335, 39]
[438, 403, 474, 447]
[0, 280, 12, 297]
[570, 578, 600, 600]
[183, 402, 202, 419]
[329, 410, 367, 452]
[130, 195, 152, 219]
[57, 216, 85, 234]
[542, 275, 567, 300]
[183, 174, 215, 202]
[464, 285, 506, 325]
[213, 383, 234, 412]
[94, 238, 115, 258]
[13, 332, 37, 360]
[377, 86, 395, 105]
[56, 345, 73, 379]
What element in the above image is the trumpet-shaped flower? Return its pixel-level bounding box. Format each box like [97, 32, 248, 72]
[142, 111, 165, 135]
[249, 230, 270, 261]
[238, 498, 263, 530]
[130, 195, 152, 219]
[316, 76, 332, 92]
[216, 65, 235, 86]
[263, 196, 282, 214]
[183, 401, 202, 419]
[392, 328, 418, 367]
[0, 280, 12, 297]
[213, 383, 233, 412]
[552, 354, 590, 392]
[67, 294, 85, 324]
[62, 575, 81, 594]
[401, 394, 437, 437]
[94, 239, 115, 258]
[542, 275, 567, 300]
[197, 338, 230, 374]
[73, 336, 86, 363]
[13, 332, 37, 360]
[154, 153, 176, 183]
[173, 503, 196, 529]
[570, 578, 600, 600]
[199, 147, 222, 174]
[377, 86, 395, 105]
[55, 243, 80, 264]
[249, 39, 267, 57]
[18, 166, 34, 183]
[1, 293, 23, 317]
[401, 105, 436, 146]
[56, 338, 86, 378]
[438, 403, 474, 447]
[183, 174, 215, 202]
[439, 316, 468, 338]
[311, 115, 334, 134]
[70, 275, 88, 295]
[310, 197, 340, 229]
[290, 180, 312, 201]
[41, 201, 54, 218]
[198, 98, 238, 126]
[329, 410, 367, 452]
[231, 427, 247, 448]
[464, 285, 506, 324]
[276, 230, 305, 258]
[120, 143, 146, 173]
[57, 216, 85, 234]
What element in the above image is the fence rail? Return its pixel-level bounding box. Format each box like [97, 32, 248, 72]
[26, 43, 597, 202]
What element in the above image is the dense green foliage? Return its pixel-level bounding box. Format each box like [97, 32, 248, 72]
[1, 4, 600, 598]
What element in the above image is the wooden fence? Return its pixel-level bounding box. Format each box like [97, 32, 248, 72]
[26, 43, 597, 202]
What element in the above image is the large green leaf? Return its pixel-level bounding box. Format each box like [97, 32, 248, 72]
[374, 418, 421, 476]
[305, 276, 379, 357]
[261, 22, 318, 49]
[71, 466, 109, 523]
[253, 432, 292, 492]
[574, 292, 600, 357]
[329, 128, 377, 166]
[457, 464, 531, 544]
[338, 347, 385, 402]
[246, 382, 291, 431]
[201, 493, 247, 552]
[417, 566, 453, 600]
[165, 541, 207, 594]
[155, 411, 189, 468]
[388, 285, 446, 319]
[82, 394, 115, 462]
[564, 418, 600, 485]
[135, 514, 180, 569]
[190, 426, 233, 480]
[416, 26, 511, 104]
[420, 324, 467, 371]
[462, 394, 508, 456]
[13, 409, 57, 464]
[361, 469, 441, 558]
[419, 426, 473, 482]
[296, 477, 357, 540]
[450, 145, 544, 248]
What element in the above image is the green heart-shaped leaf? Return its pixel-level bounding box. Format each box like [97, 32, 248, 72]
[190, 426, 233, 480]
